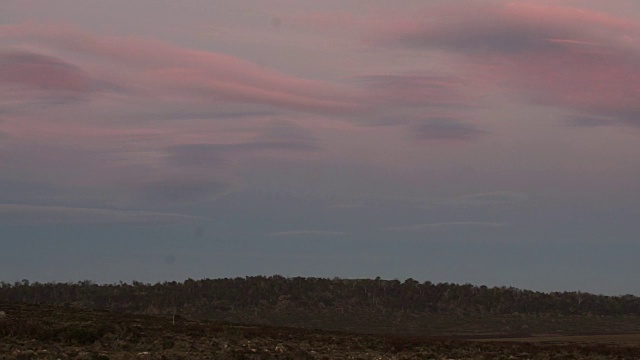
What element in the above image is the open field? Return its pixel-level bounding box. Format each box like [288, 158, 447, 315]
[4, 302, 640, 359]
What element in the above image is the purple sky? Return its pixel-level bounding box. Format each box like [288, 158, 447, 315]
[2, 1, 640, 294]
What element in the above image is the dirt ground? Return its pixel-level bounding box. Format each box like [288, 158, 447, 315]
[3, 302, 640, 360]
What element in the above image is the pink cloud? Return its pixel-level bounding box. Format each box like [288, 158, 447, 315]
[0, 50, 91, 92]
[0, 49, 98, 114]
[0, 23, 362, 114]
[374, 2, 639, 53]
[371, 2, 640, 126]
[0, 22, 372, 206]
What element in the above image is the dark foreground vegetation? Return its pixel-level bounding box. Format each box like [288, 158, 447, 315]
[3, 277, 640, 358]
[2, 277, 640, 336]
[4, 276, 640, 316]
[3, 301, 640, 359]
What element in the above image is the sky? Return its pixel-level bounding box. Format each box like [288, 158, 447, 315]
[1, 1, 640, 295]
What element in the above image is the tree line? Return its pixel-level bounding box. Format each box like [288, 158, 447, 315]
[1, 276, 639, 318]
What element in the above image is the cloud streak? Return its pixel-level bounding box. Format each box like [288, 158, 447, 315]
[0, 50, 96, 112]
[268, 230, 348, 237]
[412, 117, 487, 141]
[164, 121, 322, 173]
[0, 50, 91, 92]
[387, 222, 505, 232]
[0, 204, 202, 226]
[0, 23, 361, 115]
[444, 191, 529, 207]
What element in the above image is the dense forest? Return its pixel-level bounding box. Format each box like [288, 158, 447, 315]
[2, 276, 639, 319]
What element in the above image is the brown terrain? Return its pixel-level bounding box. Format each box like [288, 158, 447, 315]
[4, 277, 640, 359]
[3, 302, 640, 360]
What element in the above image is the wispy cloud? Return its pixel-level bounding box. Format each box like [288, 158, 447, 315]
[411, 117, 487, 141]
[443, 191, 529, 207]
[0, 204, 203, 226]
[0, 24, 342, 212]
[349, 71, 486, 141]
[387, 222, 505, 232]
[330, 203, 366, 209]
[0, 23, 361, 115]
[122, 179, 231, 209]
[164, 121, 322, 172]
[0, 50, 91, 92]
[373, 2, 637, 54]
[0, 50, 96, 112]
[268, 230, 348, 237]
[371, 2, 640, 128]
